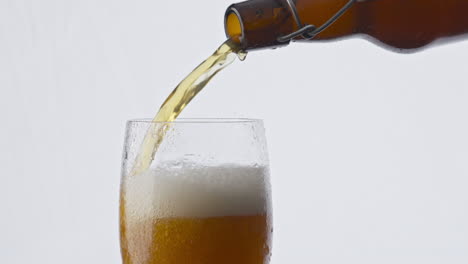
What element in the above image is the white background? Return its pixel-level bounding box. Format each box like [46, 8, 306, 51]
[1, 0, 468, 263]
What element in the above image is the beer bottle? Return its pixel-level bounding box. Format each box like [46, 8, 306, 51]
[225, 0, 468, 52]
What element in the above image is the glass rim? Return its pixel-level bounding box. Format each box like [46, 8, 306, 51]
[127, 118, 263, 124]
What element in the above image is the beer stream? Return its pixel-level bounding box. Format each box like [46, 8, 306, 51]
[130, 40, 246, 176]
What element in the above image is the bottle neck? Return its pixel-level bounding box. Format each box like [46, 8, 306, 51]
[225, 0, 295, 50]
[225, 0, 358, 51]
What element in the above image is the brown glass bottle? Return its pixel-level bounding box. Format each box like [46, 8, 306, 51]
[225, 0, 468, 52]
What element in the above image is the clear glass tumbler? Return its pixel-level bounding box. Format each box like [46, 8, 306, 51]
[119, 118, 272, 264]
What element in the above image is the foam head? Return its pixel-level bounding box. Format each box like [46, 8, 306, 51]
[122, 163, 271, 220]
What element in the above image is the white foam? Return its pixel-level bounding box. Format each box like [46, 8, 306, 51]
[122, 163, 271, 219]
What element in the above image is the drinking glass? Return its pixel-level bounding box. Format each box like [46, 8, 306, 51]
[119, 118, 272, 264]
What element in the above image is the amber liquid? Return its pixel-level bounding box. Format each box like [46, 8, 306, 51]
[130, 40, 245, 176]
[120, 212, 271, 264]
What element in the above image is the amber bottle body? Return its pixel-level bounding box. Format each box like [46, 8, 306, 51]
[225, 0, 468, 51]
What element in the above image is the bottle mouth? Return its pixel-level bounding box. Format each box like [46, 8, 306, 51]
[224, 1, 292, 51]
[225, 8, 245, 45]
